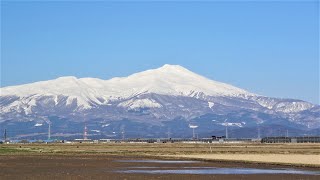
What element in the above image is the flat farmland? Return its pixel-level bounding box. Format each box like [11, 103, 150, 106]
[1, 143, 319, 166]
[1, 143, 320, 179]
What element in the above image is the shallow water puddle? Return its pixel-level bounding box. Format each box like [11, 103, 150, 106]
[115, 159, 320, 175]
[117, 168, 320, 175]
[116, 160, 199, 163]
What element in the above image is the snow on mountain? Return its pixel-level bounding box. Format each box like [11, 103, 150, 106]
[118, 98, 162, 109]
[253, 97, 315, 113]
[106, 64, 253, 98]
[0, 64, 254, 109]
[208, 102, 215, 109]
[0, 64, 317, 125]
[220, 122, 245, 128]
[274, 101, 314, 113]
[1, 64, 319, 138]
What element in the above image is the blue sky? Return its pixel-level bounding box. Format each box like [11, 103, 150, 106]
[1, 1, 319, 104]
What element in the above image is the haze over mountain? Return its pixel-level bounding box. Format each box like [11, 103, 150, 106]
[1, 65, 319, 139]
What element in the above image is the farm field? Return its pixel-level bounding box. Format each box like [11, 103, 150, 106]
[1, 143, 319, 179]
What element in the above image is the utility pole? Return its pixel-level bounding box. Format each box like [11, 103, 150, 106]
[121, 130, 125, 141]
[225, 120, 229, 139]
[166, 128, 171, 139]
[224, 119, 228, 139]
[4, 129, 7, 142]
[83, 123, 88, 140]
[225, 123, 228, 139]
[286, 129, 289, 137]
[258, 125, 261, 139]
[121, 127, 125, 141]
[83, 114, 89, 140]
[192, 128, 195, 139]
[48, 123, 51, 140]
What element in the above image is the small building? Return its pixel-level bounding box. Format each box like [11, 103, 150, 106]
[261, 136, 320, 143]
[73, 139, 92, 143]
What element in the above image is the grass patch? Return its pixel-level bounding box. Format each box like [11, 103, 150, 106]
[0, 146, 32, 154]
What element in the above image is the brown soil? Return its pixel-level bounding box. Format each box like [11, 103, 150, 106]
[0, 154, 319, 180]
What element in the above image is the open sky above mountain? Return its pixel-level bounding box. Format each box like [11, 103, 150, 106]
[1, 1, 319, 104]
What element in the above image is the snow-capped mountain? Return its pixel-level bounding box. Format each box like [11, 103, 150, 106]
[1, 64, 253, 109]
[1, 64, 319, 139]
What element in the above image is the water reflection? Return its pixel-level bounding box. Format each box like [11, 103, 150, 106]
[117, 167, 320, 175]
[115, 159, 320, 175]
[116, 160, 199, 164]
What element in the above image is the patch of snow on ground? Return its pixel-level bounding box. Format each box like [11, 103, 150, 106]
[34, 123, 43, 127]
[220, 122, 244, 127]
[208, 102, 215, 108]
[118, 98, 162, 109]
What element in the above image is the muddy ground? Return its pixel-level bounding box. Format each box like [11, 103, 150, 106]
[0, 154, 319, 180]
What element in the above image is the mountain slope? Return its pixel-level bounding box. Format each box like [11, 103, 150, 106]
[1, 64, 254, 109]
[0, 64, 319, 139]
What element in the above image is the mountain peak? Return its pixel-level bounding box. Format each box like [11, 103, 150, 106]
[1, 65, 254, 107]
[113, 64, 253, 98]
[160, 64, 186, 70]
[157, 64, 193, 74]
[126, 64, 198, 80]
[55, 76, 78, 81]
[124, 64, 195, 80]
[53, 76, 79, 84]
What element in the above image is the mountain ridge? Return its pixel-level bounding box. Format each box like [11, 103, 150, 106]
[1, 64, 319, 139]
[1, 64, 256, 109]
